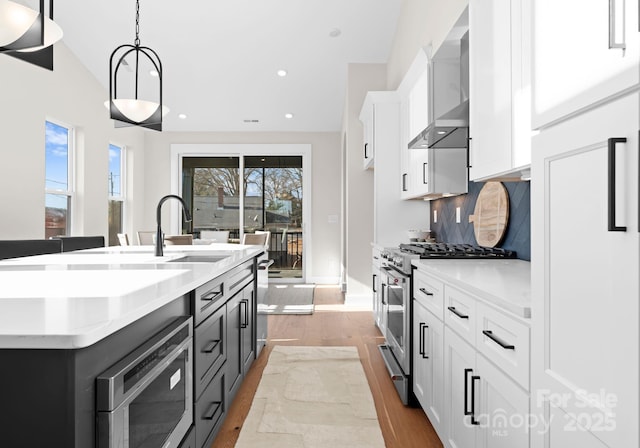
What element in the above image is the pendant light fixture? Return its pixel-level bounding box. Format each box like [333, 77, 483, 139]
[107, 0, 168, 131]
[0, 0, 63, 70]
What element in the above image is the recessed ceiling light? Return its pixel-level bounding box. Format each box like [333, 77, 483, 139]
[178, 113, 187, 119]
[149, 70, 159, 77]
[285, 113, 294, 119]
[329, 28, 341, 38]
[277, 69, 288, 77]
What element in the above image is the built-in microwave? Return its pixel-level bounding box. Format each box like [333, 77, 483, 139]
[96, 317, 193, 448]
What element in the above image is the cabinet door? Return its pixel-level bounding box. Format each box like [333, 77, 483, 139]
[225, 292, 243, 404]
[531, 92, 639, 447]
[400, 95, 412, 199]
[475, 355, 529, 448]
[240, 283, 255, 374]
[362, 102, 375, 169]
[413, 300, 445, 438]
[444, 327, 478, 448]
[532, 0, 639, 128]
[409, 65, 430, 140]
[469, 0, 513, 180]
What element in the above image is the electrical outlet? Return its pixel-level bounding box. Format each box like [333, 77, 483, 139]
[434, 209, 438, 223]
[456, 207, 461, 223]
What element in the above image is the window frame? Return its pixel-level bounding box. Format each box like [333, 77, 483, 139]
[108, 143, 126, 245]
[44, 118, 75, 236]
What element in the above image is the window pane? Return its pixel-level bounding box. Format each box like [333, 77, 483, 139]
[108, 200, 124, 246]
[109, 144, 122, 197]
[45, 193, 70, 238]
[45, 121, 69, 191]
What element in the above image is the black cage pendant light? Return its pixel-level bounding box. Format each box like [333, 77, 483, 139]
[0, 0, 63, 70]
[107, 0, 167, 131]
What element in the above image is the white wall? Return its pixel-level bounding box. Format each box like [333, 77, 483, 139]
[342, 63, 386, 304]
[386, 0, 469, 90]
[0, 44, 146, 240]
[142, 131, 342, 283]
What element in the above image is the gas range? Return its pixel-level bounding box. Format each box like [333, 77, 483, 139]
[382, 243, 517, 274]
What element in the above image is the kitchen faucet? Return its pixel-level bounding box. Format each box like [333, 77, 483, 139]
[156, 195, 192, 256]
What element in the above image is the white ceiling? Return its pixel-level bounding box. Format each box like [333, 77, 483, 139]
[54, 0, 402, 133]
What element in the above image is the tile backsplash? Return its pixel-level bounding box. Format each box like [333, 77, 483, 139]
[429, 181, 531, 261]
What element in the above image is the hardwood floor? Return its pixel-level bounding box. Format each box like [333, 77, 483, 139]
[210, 285, 443, 448]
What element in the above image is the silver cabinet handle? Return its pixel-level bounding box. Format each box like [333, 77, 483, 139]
[609, 0, 626, 50]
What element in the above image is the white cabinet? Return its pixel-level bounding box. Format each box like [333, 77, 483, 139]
[372, 246, 386, 335]
[360, 99, 375, 169]
[444, 327, 530, 448]
[468, 0, 531, 181]
[360, 91, 429, 247]
[531, 92, 639, 448]
[408, 64, 430, 140]
[532, 0, 639, 129]
[413, 296, 445, 439]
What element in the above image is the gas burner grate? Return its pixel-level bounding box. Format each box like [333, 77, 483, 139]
[399, 243, 516, 259]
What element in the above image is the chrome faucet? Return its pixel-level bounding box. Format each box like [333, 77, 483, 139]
[155, 195, 192, 256]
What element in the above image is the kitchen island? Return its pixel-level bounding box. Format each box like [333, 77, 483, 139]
[0, 244, 265, 448]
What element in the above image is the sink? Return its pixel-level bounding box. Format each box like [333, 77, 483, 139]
[167, 255, 228, 264]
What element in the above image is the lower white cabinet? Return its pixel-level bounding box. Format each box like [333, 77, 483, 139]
[372, 247, 386, 335]
[413, 298, 445, 438]
[444, 327, 529, 448]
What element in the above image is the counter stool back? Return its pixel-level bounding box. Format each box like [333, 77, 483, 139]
[0, 239, 62, 260]
[51, 236, 105, 252]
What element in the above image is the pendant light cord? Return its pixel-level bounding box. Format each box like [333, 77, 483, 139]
[134, 0, 140, 47]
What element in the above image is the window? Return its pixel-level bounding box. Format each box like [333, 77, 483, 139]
[45, 120, 73, 238]
[108, 143, 125, 246]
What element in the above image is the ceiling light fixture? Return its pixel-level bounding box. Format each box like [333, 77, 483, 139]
[106, 0, 167, 131]
[285, 113, 294, 119]
[328, 28, 341, 38]
[277, 69, 287, 77]
[178, 113, 187, 119]
[0, 0, 63, 69]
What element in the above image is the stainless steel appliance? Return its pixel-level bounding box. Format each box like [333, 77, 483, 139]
[97, 317, 193, 448]
[256, 254, 274, 358]
[378, 243, 516, 405]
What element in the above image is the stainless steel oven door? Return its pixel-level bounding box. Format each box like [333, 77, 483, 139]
[382, 266, 410, 374]
[97, 317, 194, 448]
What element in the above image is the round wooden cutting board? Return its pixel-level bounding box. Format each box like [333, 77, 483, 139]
[468, 182, 510, 247]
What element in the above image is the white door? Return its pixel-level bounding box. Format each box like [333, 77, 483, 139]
[531, 92, 639, 447]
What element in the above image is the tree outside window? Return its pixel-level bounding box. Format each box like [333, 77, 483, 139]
[45, 120, 73, 238]
[108, 144, 125, 246]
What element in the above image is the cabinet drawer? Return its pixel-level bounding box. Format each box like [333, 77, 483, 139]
[444, 286, 476, 346]
[194, 304, 227, 400]
[476, 302, 530, 390]
[227, 259, 254, 299]
[194, 275, 226, 326]
[413, 270, 445, 320]
[195, 366, 226, 448]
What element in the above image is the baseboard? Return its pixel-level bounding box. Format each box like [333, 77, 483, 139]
[344, 293, 373, 309]
[307, 276, 340, 285]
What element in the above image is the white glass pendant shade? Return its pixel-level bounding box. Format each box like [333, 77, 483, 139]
[104, 99, 169, 123]
[0, 0, 63, 51]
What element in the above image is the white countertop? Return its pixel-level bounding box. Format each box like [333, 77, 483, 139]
[0, 244, 263, 349]
[412, 258, 531, 318]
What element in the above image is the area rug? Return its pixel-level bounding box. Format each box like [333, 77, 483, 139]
[265, 284, 315, 315]
[235, 346, 386, 448]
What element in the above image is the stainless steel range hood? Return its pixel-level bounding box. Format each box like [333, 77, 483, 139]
[409, 26, 469, 149]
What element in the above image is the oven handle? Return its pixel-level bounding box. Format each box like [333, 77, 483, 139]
[381, 266, 410, 282]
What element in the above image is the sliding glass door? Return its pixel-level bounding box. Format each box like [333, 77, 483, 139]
[181, 155, 304, 280]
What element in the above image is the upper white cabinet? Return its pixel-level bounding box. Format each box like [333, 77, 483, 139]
[360, 95, 375, 169]
[408, 64, 430, 141]
[469, 0, 531, 181]
[360, 91, 429, 247]
[532, 0, 639, 129]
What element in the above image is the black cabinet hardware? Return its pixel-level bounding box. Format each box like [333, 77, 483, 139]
[423, 163, 428, 185]
[448, 306, 469, 319]
[402, 173, 408, 192]
[202, 340, 220, 354]
[240, 299, 249, 329]
[471, 375, 480, 425]
[203, 402, 222, 421]
[464, 368, 473, 415]
[372, 274, 377, 293]
[608, 137, 628, 232]
[419, 323, 429, 359]
[482, 330, 515, 350]
[420, 287, 434, 296]
[364, 143, 369, 159]
[201, 289, 223, 302]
